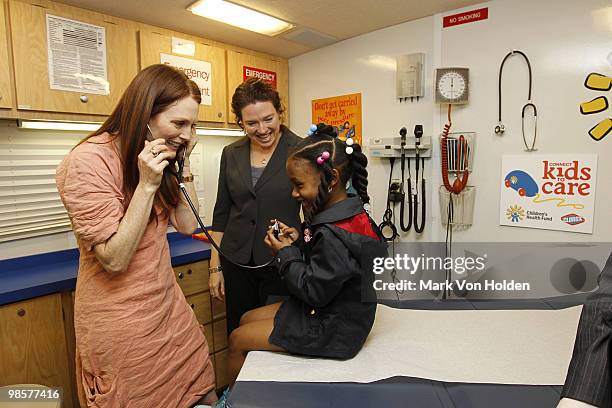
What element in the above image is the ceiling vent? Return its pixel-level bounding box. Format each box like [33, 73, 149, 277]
[281, 27, 337, 48]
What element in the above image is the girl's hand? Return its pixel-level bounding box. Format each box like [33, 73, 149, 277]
[268, 219, 299, 243]
[139, 139, 173, 191]
[264, 220, 295, 255]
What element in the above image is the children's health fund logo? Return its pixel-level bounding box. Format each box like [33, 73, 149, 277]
[506, 205, 525, 222]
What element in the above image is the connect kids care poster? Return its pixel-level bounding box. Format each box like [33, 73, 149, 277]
[499, 155, 598, 234]
[311, 93, 362, 145]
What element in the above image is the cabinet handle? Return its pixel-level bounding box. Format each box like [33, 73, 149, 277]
[178, 272, 184, 279]
[217, 112, 223, 118]
[80, 95, 89, 103]
[187, 269, 192, 275]
[17, 308, 25, 317]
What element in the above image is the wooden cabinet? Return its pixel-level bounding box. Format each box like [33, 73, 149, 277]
[139, 30, 227, 123]
[0, 258, 227, 406]
[8, 0, 138, 115]
[214, 349, 229, 390]
[174, 261, 209, 296]
[0, 293, 76, 408]
[226, 50, 289, 124]
[173, 259, 229, 390]
[0, 1, 13, 109]
[2, 0, 289, 123]
[212, 319, 228, 352]
[212, 294, 227, 320]
[202, 323, 213, 351]
[186, 291, 212, 324]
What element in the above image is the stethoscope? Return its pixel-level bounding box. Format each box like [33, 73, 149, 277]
[175, 169, 276, 270]
[399, 126, 425, 234]
[148, 124, 276, 270]
[494, 50, 538, 152]
[378, 125, 427, 241]
[378, 157, 399, 241]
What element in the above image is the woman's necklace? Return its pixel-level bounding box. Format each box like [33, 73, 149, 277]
[251, 135, 280, 166]
[253, 150, 273, 166]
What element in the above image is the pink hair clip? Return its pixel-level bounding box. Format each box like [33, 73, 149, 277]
[316, 151, 331, 165]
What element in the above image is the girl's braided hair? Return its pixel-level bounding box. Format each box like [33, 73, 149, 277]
[290, 123, 370, 226]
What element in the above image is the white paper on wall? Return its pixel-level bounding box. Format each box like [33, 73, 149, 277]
[46, 14, 109, 95]
[160, 53, 212, 106]
[171, 37, 196, 57]
[499, 155, 598, 234]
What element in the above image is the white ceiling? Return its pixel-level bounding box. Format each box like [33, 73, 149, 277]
[55, 0, 485, 58]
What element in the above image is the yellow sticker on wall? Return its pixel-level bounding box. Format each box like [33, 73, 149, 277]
[584, 73, 611, 91]
[589, 118, 612, 141]
[580, 96, 608, 115]
[581, 72, 611, 141]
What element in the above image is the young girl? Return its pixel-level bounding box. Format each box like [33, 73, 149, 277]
[225, 123, 387, 388]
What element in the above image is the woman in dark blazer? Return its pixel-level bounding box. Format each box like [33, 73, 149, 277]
[209, 78, 302, 334]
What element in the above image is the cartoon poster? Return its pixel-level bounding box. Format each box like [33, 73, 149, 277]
[311, 93, 362, 145]
[500, 155, 598, 234]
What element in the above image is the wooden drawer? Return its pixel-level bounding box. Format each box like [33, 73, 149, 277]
[214, 349, 229, 389]
[202, 323, 213, 353]
[0, 293, 75, 407]
[186, 291, 212, 325]
[212, 319, 227, 352]
[211, 296, 226, 320]
[174, 260, 209, 296]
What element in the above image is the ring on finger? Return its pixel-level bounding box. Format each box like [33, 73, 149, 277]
[151, 147, 159, 157]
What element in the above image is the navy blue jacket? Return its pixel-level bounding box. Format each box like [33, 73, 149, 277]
[269, 196, 387, 359]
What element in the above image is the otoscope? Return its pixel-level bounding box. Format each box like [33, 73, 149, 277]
[147, 125, 277, 269]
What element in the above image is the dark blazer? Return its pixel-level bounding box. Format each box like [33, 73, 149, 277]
[269, 196, 388, 359]
[562, 250, 612, 407]
[212, 126, 302, 265]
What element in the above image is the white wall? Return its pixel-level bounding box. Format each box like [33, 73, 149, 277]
[289, 0, 612, 243]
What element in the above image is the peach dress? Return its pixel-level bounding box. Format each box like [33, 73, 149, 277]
[56, 134, 215, 408]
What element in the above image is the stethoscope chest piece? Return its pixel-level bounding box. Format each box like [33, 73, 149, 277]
[494, 123, 505, 135]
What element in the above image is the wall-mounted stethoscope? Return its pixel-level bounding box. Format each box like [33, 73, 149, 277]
[399, 125, 426, 234]
[495, 50, 538, 151]
[378, 125, 427, 241]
